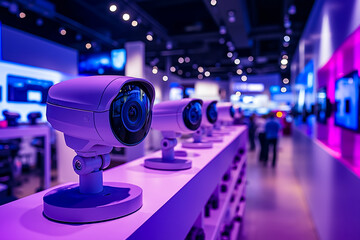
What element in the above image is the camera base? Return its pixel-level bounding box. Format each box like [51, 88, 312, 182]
[144, 158, 192, 170]
[182, 141, 213, 149]
[43, 182, 142, 223]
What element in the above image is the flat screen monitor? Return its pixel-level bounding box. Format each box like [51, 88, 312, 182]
[7, 75, 53, 104]
[79, 49, 126, 75]
[334, 71, 360, 131]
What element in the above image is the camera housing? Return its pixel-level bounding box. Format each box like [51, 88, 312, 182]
[145, 98, 203, 170]
[43, 76, 155, 223]
[182, 100, 219, 148]
[216, 102, 235, 123]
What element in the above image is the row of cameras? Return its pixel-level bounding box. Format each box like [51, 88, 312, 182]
[43, 75, 238, 223]
[47, 75, 236, 168]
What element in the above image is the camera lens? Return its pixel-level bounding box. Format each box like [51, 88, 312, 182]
[121, 98, 146, 132]
[183, 101, 202, 130]
[206, 102, 218, 124]
[230, 106, 235, 118]
[110, 82, 152, 145]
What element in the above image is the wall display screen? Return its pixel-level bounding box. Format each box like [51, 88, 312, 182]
[316, 87, 328, 124]
[334, 71, 360, 131]
[7, 75, 53, 104]
[79, 49, 126, 75]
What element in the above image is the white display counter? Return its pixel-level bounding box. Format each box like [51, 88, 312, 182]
[0, 125, 247, 240]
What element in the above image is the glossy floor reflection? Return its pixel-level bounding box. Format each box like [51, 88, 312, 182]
[238, 136, 318, 240]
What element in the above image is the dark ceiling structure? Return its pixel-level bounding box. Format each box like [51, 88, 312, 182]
[0, 0, 315, 81]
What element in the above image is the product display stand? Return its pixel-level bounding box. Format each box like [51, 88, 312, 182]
[43, 152, 143, 223]
[144, 132, 192, 170]
[182, 128, 213, 149]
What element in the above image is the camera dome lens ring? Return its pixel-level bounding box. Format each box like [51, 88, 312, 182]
[206, 102, 218, 124]
[109, 82, 152, 146]
[183, 101, 202, 131]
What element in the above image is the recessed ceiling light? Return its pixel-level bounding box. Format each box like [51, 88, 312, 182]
[109, 5, 117, 12]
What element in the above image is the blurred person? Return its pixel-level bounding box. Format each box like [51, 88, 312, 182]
[264, 112, 281, 167]
[248, 113, 257, 151]
[257, 114, 267, 162]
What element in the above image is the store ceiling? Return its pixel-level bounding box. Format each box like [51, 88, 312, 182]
[0, 0, 314, 81]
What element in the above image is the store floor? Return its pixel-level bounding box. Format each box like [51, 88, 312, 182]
[238, 135, 319, 240]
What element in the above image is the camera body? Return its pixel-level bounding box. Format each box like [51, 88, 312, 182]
[216, 102, 235, 123]
[47, 75, 155, 157]
[201, 100, 218, 127]
[145, 98, 203, 170]
[151, 98, 203, 137]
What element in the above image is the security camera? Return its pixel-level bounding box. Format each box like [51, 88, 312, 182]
[216, 102, 235, 123]
[2, 110, 20, 127]
[182, 100, 219, 148]
[145, 98, 203, 170]
[43, 76, 155, 223]
[213, 102, 235, 134]
[27, 112, 42, 125]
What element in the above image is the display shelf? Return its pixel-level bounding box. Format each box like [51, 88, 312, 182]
[203, 154, 246, 240]
[0, 126, 247, 240]
[229, 172, 246, 217]
[230, 199, 247, 240]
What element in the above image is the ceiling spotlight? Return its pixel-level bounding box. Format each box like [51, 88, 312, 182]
[198, 66, 204, 73]
[236, 69, 243, 75]
[284, 35, 291, 42]
[236, 91, 241, 97]
[228, 10, 236, 23]
[284, 21, 291, 29]
[152, 67, 158, 74]
[280, 65, 287, 70]
[283, 42, 290, 47]
[122, 13, 130, 21]
[227, 52, 233, 58]
[219, 38, 225, 44]
[204, 71, 210, 77]
[286, 29, 293, 35]
[131, 20, 138, 27]
[248, 56, 254, 62]
[185, 57, 191, 63]
[234, 58, 240, 65]
[241, 75, 247, 82]
[247, 68, 252, 73]
[288, 5, 297, 15]
[210, 0, 217, 6]
[178, 57, 184, 64]
[281, 59, 288, 65]
[162, 75, 168, 82]
[178, 69, 183, 75]
[192, 64, 198, 69]
[170, 66, 176, 72]
[59, 28, 66, 36]
[198, 74, 204, 80]
[19, 12, 26, 18]
[282, 54, 288, 59]
[219, 26, 226, 35]
[283, 78, 290, 84]
[281, 87, 287, 93]
[146, 32, 153, 41]
[85, 43, 92, 49]
[109, 4, 117, 12]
